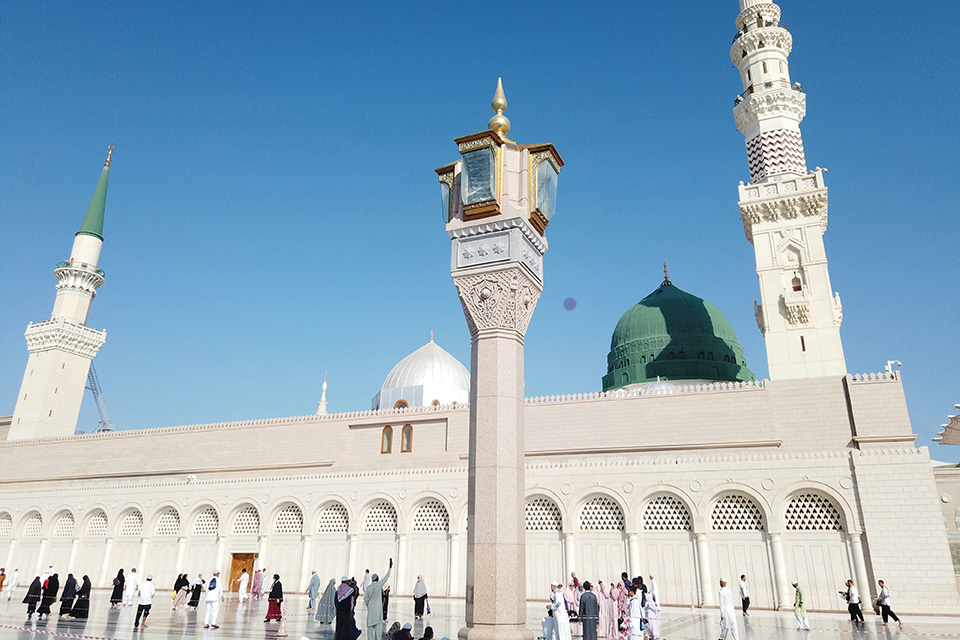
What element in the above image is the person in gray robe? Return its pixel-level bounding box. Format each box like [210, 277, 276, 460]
[579, 582, 600, 640]
[315, 579, 336, 623]
[364, 559, 393, 640]
[306, 571, 321, 609]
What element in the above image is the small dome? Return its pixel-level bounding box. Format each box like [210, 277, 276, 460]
[643, 377, 677, 395]
[372, 338, 470, 410]
[602, 282, 755, 391]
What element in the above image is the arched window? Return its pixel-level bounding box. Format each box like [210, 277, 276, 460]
[275, 505, 304, 534]
[120, 510, 144, 537]
[0, 513, 11, 537]
[193, 507, 219, 535]
[620, 373, 628, 384]
[431, 399, 440, 407]
[394, 400, 408, 409]
[318, 503, 349, 534]
[54, 513, 75, 538]
[413, 500, 450, 532]
[155, 508, 181, 536]
[792, 276, 802, 292]
[85, 511, 108, 537]
[381, 426, 393, 454]
[711, 494, 764, 531]
[785, 493, 843, 531]
[643, 495, 692, 531]
[579, 496, 625, 531]
[525, 497, 562, 532]
[23, 512, 43, 537]
[698, 352, 705, 359]
[232, 506, 260, 535]
[401, 425, 413, 453]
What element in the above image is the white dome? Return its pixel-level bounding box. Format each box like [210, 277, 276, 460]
[372, 338, 470, 410]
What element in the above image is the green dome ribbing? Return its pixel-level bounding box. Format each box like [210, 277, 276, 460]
[602, 282, 755, 391]
[77, 162, 110, 240]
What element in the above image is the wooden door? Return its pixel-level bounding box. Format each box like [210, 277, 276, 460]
[228, 553, 257, 592]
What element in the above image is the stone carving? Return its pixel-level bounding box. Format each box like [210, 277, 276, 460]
[730, 28, 793, 65]
[54, 263, 105, 296]
[754, 301, 766, 334]
[734, 89, 806, 135]
[782, 292, 811, 325]
[739, 190, 828, 243]
[453, 266, 542, 337]
[833, 291, 843, 326]
[24, 317, 106, 358]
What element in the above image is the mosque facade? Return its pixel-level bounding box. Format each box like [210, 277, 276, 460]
[3, 0, 960, 616]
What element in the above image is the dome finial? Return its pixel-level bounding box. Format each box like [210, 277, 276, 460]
[104, 144, 115, 168]
[488, 77, 511, 138]
[430, 329, 434, 342]
[662, 260, 672, 286]
[317, 371, 328, 415]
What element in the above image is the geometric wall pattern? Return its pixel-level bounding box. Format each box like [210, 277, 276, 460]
[643, 495, 692, 531]
[413, 500, 450, 532]
[525, 497, 563, 532]
[193, 507, 219, 535]
[746, 128, 806, 183]
[364, 501, 398, 533]
[24, 512, 43, 537]
[318, 502, 349, 534]
[54, 512, 75, 538]
[120, 511, 143, 537]
[579, 496, 625, 531]
[155, 508, 181, 536]
[711, 494, 765, 531]
[232, 506, 260, 535]
[0, 513, 12, 537]
[86, 510, 108, 537]
[784, 493, 843, 531]
[275, 505, 304, 534]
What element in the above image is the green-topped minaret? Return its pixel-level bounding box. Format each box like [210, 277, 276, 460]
[8, 147, 114, 440]
[602, 263, 755, 391]
[77, 144, 112, 239]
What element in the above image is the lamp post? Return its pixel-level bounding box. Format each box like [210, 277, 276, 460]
[437, 78, 562, 640]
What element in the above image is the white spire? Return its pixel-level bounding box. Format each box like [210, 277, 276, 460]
[316, 372, 328, 415]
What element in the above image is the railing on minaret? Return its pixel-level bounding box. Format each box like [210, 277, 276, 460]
[9, 148, 113, 440]
[731, 1, 846, 380]
[438, 79, 562, 640]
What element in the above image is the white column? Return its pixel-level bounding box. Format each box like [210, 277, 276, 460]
[99, 538, 114, 588]
[768, 533, 788, 610]
[626, 533, 641, 579]
[257, 536, 269, 572]
[36, 539, 49, 576]
[5, 539, 18, 576]
[300, 535, 313, 590]
[215, 536, 227, 574]
[849, 533, 872, 603]
[695, 533, 715, 606]
[137, 538, 150, 574]
[347, 534, 359, 578]
[68, 538, 81, 573]
[448, 533, 461, 597]
[562, 533, 576, 579]
[396, 534, 408, 595]
[175, 537, 187, 574]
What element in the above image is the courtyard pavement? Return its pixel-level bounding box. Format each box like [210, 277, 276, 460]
[0, 591, 957, 640]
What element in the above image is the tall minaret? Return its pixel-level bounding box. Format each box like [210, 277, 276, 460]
[732, 1, 845, 379]
[9, 148, 113, 440]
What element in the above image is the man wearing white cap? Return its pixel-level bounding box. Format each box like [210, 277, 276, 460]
[549, 580, 572, 640]
[792, 581, 810, 630]
[364, 559, 393, 640]
[718, 580, 739, 640]
[204, 571, 224, 629]
[134, 575, 155, 629]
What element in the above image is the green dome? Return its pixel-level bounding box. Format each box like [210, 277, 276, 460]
[602, 282, 755, 391]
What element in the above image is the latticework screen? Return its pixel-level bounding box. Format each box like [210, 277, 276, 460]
[413, 500, 449, 532]
[318, 503, 349, 534]
[120, 511, 143, 537]
[193, 507, 219, 535]
[525, 497, 562, 531]
[54, 513, 75, 538]
[643, 495, 692, 531]
[579, 496, 624, 531]
[364, 501, 398, 532]
[233, 506, 260, 535]
[275, 505, 304, 534]
[155, 508, 181, 536]
[711, 494, 764, 531]
[24, 513, 43, 537]
[785, 493, 843, 531]
[86, 511, 108, 537]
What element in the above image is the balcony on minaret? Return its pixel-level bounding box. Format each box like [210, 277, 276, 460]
[781, 289, 811, 326]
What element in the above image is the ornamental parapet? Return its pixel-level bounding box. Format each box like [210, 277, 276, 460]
[733, 85, 806, 133]
[730, 24, 792, 64]
[525, 379, 765, 405]
[738, 169, 827, 243]
[54, 261, 105, 294]
[24, 317, 106, 358]
[848, 371, 900, 384]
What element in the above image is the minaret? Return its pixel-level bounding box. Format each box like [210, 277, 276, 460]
[732, 1, 845, 379]
[316, 372, 328, 415]
[9, 148, 113, 440]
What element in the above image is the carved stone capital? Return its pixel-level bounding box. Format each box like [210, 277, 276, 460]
[453, 265, 542, 338]
[734, 88, 806, 135]
[739, 190, 828, 244]
[24, 317, 106, 358]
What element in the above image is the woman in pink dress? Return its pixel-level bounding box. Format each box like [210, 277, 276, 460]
[607, 582, 621, 640]
[251, 569, 263, 600]
[597, 581, 608, 637]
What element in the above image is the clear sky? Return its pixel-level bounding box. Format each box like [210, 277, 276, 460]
[2, 1, 959, 460]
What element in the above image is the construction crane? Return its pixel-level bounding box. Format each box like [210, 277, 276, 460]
[86, 362, 116, 433]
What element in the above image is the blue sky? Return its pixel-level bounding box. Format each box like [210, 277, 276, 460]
[2, 1, 959, 460]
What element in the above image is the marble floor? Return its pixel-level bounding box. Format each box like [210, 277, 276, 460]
[0, 592, 957, 640]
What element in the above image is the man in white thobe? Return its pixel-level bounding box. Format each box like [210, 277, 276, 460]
[551, 581, 572, 640]
[5, 568, 18, 600]
[626, 585, 644, 640]
[361, 570, 371, 592]
[124, 568, 139, 606]
[204, 571, 224, 628]
[306, 571, 321, 609]
[718, 580, 739, 640]
[236, 569, 250, 603]
[364, 559, 393, 640]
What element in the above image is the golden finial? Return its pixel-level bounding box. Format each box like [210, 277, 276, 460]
[662, 260, 672, 286]
[104, 144, 115, 168]
[488, 77, 511, 138]
[430, 329, 434, 342]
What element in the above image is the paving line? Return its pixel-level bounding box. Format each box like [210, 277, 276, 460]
[0, 623, 122, 640]
[656, 614, 960, 639]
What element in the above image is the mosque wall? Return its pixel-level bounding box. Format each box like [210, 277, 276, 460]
[2, 375, 958, 614]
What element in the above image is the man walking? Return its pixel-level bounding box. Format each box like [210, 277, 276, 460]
[718, 580, 740, 640]
[236, 568, 250, 603]
[307, 570, 321, 610]
[874, 580, 902, 628]
[124, 568, 139, 606]
[5, 568, 18, 600]
[739, 575, 750, 617]
[204, 571, 224, 629]
[840, 580, 864, 625]
[361, 570, 371, 591]
[364, 559, 393, 640]
[134, 575, 155, 629]
[792, 581, 810, 631]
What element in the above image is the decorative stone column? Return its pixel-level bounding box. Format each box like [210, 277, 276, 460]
[257, 535, 269, 572]
[396, 533, 409, 594]
[99, 537, 114, 587]
[626, 533, 641, 579]
[695, 533, 715, 606]
[300, 535, 314, 590]
[448, 533, 461, 597]
[137, 537, 150, 574]
[768, 532, 788, 610]
[215, 536, 227, 574]
[849, 532, 872, 602]
[36, 538, 49, 576]
[175, 537, 187, 574]
[439, 80, 562, 640]
[562, 533, 576, 579]
[68, 538, 81, 573]
[347, 534, 359, 578]
[5, 539, 18, 578]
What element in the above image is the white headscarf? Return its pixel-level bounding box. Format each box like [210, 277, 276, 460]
[413, 575, 428, 598]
